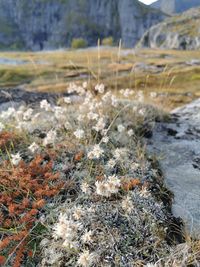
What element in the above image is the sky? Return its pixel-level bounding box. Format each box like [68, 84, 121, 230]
[139, 0, 157, 4]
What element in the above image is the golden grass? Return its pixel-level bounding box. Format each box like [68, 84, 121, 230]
[0, 48, 200, 110]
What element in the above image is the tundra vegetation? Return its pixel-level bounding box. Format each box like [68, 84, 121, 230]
[0, 47, 199, 266]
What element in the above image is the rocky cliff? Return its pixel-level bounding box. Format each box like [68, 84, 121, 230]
[0, 0, 166, 50]
[152, 0, 200, 14]
[137, 8, 200, 50]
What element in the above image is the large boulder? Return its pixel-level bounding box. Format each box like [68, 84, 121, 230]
[137, 8, 200, 50]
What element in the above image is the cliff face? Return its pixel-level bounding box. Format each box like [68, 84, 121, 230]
[152, 0, 200, 14]
[0, 0, 166, 50]
[137, 8, 200, 50]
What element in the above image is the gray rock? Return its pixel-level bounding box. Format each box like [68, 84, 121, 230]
[0, 0, 166, 50]
[151, 0, 200, 14]
[137, 8, 200, 50]
[147, 98, 200, 238]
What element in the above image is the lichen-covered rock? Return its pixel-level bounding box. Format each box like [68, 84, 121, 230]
[137, 8, 200, 50]
[0, 0, 166, 50]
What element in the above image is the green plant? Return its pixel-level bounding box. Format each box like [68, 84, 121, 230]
[102, 36, 114, 46]
[71, 38, 88, 49]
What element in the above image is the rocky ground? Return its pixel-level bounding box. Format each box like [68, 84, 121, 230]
[147, 98, 200, 239]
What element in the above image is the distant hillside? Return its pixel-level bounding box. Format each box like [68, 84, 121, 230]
[137, 8, 200, 50]
[0, 0, 166, 50]
[151, 0, 200, 14]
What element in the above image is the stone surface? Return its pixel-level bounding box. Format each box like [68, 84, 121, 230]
[147, 99, 200, 238]
[0, 0, 166, 50]
[152, 0, 200, 14]
[137, 8, 200, 50]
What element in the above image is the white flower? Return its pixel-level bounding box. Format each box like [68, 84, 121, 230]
[117, 124, 125, 133]
[102, 136, 109, 143]
[131, 162, 140, 171]
[28, 142, 40, 153]
[23, 108, 33, 121]
[82, 81, 88, 89]
[87, 112, 99, 121]
[81, 230, 93, 243]
[127, 129, 134, 137]
[1, 107, 15, 120]
[88, 144, 104, 160]
[77, 250, 95, 267]
[106, 158, 116, 169]
[102, 91, 112, 102]
[74, 129, 85, 139]
[113, 148, 128, 160]
[140, 186, 150, 198]
[122, 196, 134, 214]
[53, 214, 82, 244]
[138, 108, 145, 116]
[95, 83, 105, 94]
[63, 97, 71, 104]
[40, 99, 52, 111]
[54, 106, 66, 121]
[106, 175, 121, 194]
[73, 206, 85, 220]
[11, 153, 22, 166]
[95, 180, 110, 197]
[93, 118, 106, 132]
[80, 182, 91, 194]
[95, 175, 121, 197]
[0, 122, 5, 132]
[43, 130, 57, 146]
[150, 92, 157, 98]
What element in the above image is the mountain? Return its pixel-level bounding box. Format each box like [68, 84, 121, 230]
[151, 0, 200, 14]
[0, 0, 166, 50]
[137, 8, 200, 50]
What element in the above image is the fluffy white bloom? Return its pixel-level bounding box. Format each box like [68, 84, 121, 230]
[77, 114, 85, 122]
[127, 129, 134, 137]
[53, 214, 82, 245]
[73, 206, 85, 220]
[23, 108, 33, 121]
[150, 92, 157, 98]
[1, 107, 15, 120]
[122, 196, 134, 214]
[28, 142, 40, 153]
[43, 130, 57, 146]
[111, 95, 118, 107]
[106, 175, 121, 194]
[131, 162, 140, 171]
[113, 148, 128, 160]
[87, 111, 99, 121]
[63, 97, 71, 104]
[0, 122, 5, 132]
[80, 182, 91, 194]
[138, 108, 145, 116]
[106, 158, 116, 169]
[117, 124, 125, 133]
[93, 118, 106, 132]
[81, 230, 93, 243]
[95, 175, 121, 197]
[101, 91, 112, 103]
[77, 250, 95, 267]
[95, 83, 105, 94]
[102, 136, 109, 143]
[54, 106, 67, 121]
[11, 153, 22, 166]
[140, 186, 150, 198]
[137, 90, 144, 102]
[88, 144, 104, 159]
[82, 81, 88, 89]
[40, 99, 52, 111]
[74, 129, 85, 139]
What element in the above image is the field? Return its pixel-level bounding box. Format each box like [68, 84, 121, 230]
[0, 48, 200, 266]
[1, 48, 200, 109]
